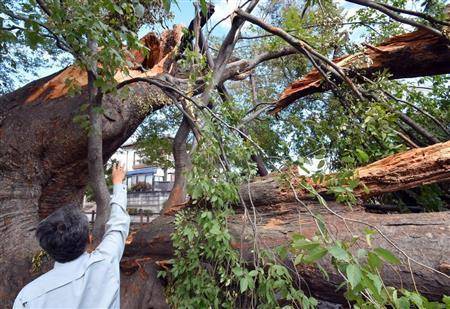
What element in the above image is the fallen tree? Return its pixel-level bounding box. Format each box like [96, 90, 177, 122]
[122, 207, 450, 305]
[123, 143, 450, 306]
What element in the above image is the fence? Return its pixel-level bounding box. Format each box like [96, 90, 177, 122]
[83, 184, 173, 226]
[84, 208, 160, 226]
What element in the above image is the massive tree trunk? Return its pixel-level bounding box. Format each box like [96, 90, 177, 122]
[123, 207, 450, 305]
[0, 26, 182, 305]
[272, 29, 450, 113]
[122, 143, 450, 305]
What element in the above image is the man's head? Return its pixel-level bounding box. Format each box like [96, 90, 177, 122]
[36, 204, 89, 263]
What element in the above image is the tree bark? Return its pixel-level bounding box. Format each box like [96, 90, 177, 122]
[273, 30, 450, 113]
[123, 208, 450, 304]
[238, 141, 450, 208]
[0, 26, 182, 306]
[163, 116, 192, 211]
[87, 70, 111, 241]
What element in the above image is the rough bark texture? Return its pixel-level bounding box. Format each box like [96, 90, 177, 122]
[122, 142, 450, 305]
[123, 206, 450, 304]
[0, 26, 183, 306]
[120, 258, 169, 309]
[272, 30, 450, 113]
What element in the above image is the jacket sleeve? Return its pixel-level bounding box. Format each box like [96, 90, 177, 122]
[95, 184, 130, 261]
[12, 294, 26, 308]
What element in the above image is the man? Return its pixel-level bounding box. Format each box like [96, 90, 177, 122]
[14, 164, 130, 308]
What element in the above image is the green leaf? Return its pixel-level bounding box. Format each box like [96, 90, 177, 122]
[366, 273, 382, 294]
[240, 276, 249, 293]
[328, 245, 350, 262]
[356, 149, 369, 163]
[442, 295, 450, 306]
[113, 4, 124, 14]
[374, 247, 400, 265]
[292, 239, 321, 250]
[303, 247, 327, 264]
[367, 252, 382, 269]
[210, 224, 221, 235]
[317, 160, 325, 169]
[232, 267, 243, 277]
[294, 254, 303, 266]
[346, 264, 362, 289]
[199, 0, 208, 17]
[162, 0, 171, 11]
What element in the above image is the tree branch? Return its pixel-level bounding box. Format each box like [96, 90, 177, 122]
[345, 0, 447, 39]
[234, 9, 364, 100]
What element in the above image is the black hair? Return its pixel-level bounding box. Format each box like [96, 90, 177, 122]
[36, 204, 89, 263]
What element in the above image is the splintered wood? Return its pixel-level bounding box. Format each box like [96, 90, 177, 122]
[273, 30, 450, 113]
[24, 25, 184, 104]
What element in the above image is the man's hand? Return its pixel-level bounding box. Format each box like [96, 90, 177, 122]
[112, 163, 126, 185]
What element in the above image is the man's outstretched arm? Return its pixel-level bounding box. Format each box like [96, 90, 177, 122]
[95, 164, 130, 261]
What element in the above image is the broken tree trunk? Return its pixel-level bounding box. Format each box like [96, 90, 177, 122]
[240, 141, 450, 208]
[123, 207, 450, 305]
[163, 141, 450, 214]
[272, 30, 450, 113]
[0, 26, 183, 306]
[123, 143, 450, 305]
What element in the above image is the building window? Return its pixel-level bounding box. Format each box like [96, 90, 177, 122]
[133, 152, 145, 166]
[145, 175, 153, 184]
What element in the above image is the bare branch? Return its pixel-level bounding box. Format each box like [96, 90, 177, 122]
[376, 1, 450, 27]
[201, 0, 260, 106]
[36, 0, 52, 17]
[221, 46, 298, 82]
[345, 0, 447, 39]
[235, 8, 363, 99]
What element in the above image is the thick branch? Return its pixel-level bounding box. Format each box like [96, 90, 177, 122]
[123, 209, 450, 303]
[273, 30, 450, 113]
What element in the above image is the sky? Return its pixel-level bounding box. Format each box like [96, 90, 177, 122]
[29, 0, 361, 86]
[14, 0, 446, 90]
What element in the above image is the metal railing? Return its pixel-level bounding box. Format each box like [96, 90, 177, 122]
[84, 209, 160, 226]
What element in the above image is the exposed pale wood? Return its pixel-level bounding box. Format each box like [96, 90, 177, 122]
[238, 141, 450, 208]
[23, 25, 184, 104]
[273, 30, 450, 113]
[356, 141, 450, 197]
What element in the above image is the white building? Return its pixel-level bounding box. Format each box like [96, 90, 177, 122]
[111, 141, 175, 190]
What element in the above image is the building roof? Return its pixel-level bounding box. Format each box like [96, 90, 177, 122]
[126, 167, 157, 176]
